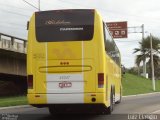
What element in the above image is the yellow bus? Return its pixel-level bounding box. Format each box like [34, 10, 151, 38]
[27, 9, 122, 114]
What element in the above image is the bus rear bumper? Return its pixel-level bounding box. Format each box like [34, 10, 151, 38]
[27, 93, 107, 105]
[48, 103, 108, 114]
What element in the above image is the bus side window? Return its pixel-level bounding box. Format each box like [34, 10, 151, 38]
[103, 22, 107, 52]
[104, 24, 115, 58]
[103, 22, 120, 66]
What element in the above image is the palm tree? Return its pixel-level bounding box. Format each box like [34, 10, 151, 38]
[133, 35, 160, 77]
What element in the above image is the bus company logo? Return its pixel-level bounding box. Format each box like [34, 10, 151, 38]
[59, 81, 72, 88]
[45, 19, 71, 25]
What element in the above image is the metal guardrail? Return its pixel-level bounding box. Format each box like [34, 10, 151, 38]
[0, 33, 27, 53]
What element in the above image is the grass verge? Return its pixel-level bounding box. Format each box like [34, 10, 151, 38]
[122, 73, 160, 96]
[0, 96, 28, 107]
[0, 73, 160, 107]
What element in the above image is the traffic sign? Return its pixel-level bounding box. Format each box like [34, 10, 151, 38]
[106, 21, 128, 38]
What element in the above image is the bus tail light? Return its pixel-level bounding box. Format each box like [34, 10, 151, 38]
[98, 73, 104, 88]
[27, 75, 33, 89]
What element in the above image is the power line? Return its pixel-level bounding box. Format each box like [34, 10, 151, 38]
[58, 0, 160, 24]
[22, 0, 39, 11]
[0, 3, 34, 11]
[0, 23, 25, 28]
[0, 21, 26, 27]
[0, 8, 29, 17]
[58, 0, 91, 8]
[19, 0, 160, 25]
[0, 24, 26, 30]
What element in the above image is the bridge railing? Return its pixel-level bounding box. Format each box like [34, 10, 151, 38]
[0, 33, 27, 53]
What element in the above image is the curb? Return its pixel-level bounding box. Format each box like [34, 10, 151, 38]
[0, 105, 30, 110]
[0, 92, 160, 110]
[122, 92, 160, 98]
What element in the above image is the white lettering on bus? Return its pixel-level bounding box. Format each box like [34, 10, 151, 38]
[45, 20, 71, 25]
[60, 27, 84, 31]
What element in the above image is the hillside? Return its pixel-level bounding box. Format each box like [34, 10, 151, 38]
[122, 73, 160, 96]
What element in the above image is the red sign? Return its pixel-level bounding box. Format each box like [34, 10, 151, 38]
[106, 21, 128, 38]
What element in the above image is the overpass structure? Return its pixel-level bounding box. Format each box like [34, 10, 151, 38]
[0, 33, 27, 76]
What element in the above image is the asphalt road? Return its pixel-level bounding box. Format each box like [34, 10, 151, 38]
[0, 93, 160, 120]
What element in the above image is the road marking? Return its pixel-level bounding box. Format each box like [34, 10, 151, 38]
[151, 109, 160, 114]
[0, 100, 26, 103]
[122, 92, 160, 98]
[0, 105, 30, 110]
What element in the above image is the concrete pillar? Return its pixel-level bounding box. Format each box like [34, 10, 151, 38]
[23, 41, 27, 53]
[11, 37, 14, 50]
[0, 34, 1, 48]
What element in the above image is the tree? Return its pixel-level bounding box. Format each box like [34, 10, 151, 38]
[133, 35, 160, 78]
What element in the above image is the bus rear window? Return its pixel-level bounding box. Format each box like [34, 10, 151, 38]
[35, 9, 94, 42]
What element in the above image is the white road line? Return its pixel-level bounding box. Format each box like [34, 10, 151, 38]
[0, 100, 26, 103]
[122, 92, 160, 98]
[151, 109, 160, 114]
[0, 105, 30, 110]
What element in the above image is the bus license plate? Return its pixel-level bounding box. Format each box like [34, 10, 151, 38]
[59, 82, 72, 88]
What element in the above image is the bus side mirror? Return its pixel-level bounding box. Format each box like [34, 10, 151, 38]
[27, 21, 29, 30]
[121, 65, 126, 75]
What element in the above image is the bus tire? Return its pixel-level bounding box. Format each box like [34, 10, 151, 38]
[116, 87, 122, 104]
[49, 107, 58, 115]
[106, 89, 115, 114]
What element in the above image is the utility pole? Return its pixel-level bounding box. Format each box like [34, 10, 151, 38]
[128, 24, 146, 77]
[150, 33, 156, 91]
[38, 0, 40, 11]
[142, 24, 146, 78]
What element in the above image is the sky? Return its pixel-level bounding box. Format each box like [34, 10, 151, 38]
[0, 0, 160, 68]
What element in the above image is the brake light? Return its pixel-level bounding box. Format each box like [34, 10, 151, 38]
[98, 73, 104, 88]
[27, 75, 33, 89]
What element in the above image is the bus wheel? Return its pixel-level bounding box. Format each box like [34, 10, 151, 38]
[49, 107, 58, 115]
[106, 90, 115, 114]
[116, 87, 122, 104]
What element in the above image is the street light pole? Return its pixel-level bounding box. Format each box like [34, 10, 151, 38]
[142, 24, 146, 78]
[150, 33, 156, 91]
